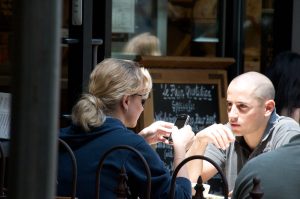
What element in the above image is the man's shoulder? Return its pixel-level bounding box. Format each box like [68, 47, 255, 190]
[268, 116, 300, 147]
[276, 115, 298, 123]
[272, 116, 300, 131]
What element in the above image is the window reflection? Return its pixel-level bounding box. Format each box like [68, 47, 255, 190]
[192, 0, 218, 56]
[244, 0, 274, 72]
[111, 0, 161, 58]
[123, 32, 162, 56]
[110, 0, 275, 72]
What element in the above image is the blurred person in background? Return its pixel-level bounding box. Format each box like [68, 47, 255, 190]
[266, 51, 300, 124]
[232, 133, 300, 199]
[123, 32, 162, 56]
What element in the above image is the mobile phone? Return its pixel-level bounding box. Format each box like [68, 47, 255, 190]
[174, 114, 190, 129]
[168, 114, 190, 142]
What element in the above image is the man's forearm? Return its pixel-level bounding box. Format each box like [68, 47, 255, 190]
[185, 138, 208, 182]
[173, 143, 189, 178]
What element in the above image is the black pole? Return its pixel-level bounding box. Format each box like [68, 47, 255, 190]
[225, 0, 245, 82]
[9, 0, 62, 198]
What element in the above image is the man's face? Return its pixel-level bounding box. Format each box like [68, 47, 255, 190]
[226, 82, 267, 136]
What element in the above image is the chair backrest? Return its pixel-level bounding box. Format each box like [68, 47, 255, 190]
[95, 145, 151, 199]
[57, 138, 78, 199]
[169, 155, 229, 199]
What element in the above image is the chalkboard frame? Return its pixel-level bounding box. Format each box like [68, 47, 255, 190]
[141, 68, 228, 128]
[136, 56, 233, 172]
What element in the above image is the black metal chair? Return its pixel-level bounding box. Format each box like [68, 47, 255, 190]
[0, 142, 7, 199]
[95, 145, 151, 199]
[169, 155, 229, 199]
[57, 138, 78, 199]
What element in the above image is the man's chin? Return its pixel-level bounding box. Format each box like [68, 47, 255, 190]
[232, 130, 243, 136]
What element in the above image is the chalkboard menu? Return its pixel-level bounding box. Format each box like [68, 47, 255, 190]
[153, 83, 220, 171]
[153, 83, 219, 132]
[141, 68, 228, 172]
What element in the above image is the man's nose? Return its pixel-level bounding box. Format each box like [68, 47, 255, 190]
[228, 106, 238, 118]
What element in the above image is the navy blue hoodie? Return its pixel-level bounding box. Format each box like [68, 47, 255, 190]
[57, 117, 191, 199]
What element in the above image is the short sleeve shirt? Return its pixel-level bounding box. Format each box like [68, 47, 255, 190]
[204, 111, 300, 190]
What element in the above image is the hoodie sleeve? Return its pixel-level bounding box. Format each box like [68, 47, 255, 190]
[125, 140, 192, 199]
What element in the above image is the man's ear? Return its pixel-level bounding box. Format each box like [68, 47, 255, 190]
[121, 95, 130, 112]
[265, 100, 275, 116]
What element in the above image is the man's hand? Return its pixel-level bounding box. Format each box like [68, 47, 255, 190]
[196, 123, 235, 150]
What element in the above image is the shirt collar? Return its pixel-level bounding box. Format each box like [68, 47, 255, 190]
[261, 110, 279, 142]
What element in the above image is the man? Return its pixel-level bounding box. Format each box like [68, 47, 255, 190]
[232, 134, 300, 199]
[186, 71, 300, 192]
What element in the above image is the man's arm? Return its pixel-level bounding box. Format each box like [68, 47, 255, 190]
[186, 137, 218, 183]
[186, 123, 235, 183]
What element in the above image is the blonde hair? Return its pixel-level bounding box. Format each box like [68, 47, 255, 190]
[72, 58, 152, 131]
[123, 32, 161, 56]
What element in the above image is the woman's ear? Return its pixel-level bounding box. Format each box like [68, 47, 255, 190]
[121, 95, 130, 112]
[265, 100, 275, 116]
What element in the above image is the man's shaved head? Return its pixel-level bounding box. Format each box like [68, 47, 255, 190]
[229, 71, 275, 102]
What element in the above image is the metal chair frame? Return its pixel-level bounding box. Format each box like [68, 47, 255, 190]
[95, 145, 151, 199]
[0, 142, 7, 198]
[169, 155, 229, 199]
[58, 138, 78, 199]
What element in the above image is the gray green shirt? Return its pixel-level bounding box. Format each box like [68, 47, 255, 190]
[232, 134, 300, 199]
[204, 111, 300, 190]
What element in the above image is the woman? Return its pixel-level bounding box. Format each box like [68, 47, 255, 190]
[266, 51, 300, 123]
[57, 58, 194, 199]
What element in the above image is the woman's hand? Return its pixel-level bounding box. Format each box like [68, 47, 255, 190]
[138, 121, 174, 144]
[171, 125, 195, 179]
[171, 125, 195, 151]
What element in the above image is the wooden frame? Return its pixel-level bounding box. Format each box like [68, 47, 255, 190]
[141, 69, 227, 131]
[139, 56, 233, 132]
[138, 56, 234, 170]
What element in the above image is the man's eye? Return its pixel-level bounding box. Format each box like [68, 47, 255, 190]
[238, 104, 248, 110]
[227, 104, 232, 111]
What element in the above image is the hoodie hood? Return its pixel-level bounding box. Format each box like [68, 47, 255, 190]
[59, 117, 127, 149]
